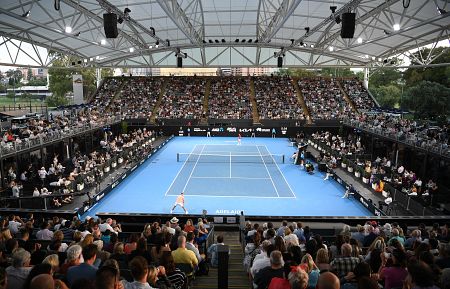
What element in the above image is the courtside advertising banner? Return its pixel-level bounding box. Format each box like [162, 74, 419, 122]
[72, 74, 84, 104]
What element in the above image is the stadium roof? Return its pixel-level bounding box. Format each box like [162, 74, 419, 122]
[0, 0, 449, 68]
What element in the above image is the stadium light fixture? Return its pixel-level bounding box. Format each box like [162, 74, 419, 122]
[335, 15, 341, 24]
[156, 40, 160, 46]
[65, 26, 72, 33]
[254, 39, 258, 43]
[221, 39, 226, 43]
[215, 39, 219, 43]
[22, 11, 31, 18]
[149, 45, 153, 49]
[357, 37, 363, 44]
[209, 39, 213, 43]
[241, 39, 246, 43]
[310, 44, 314, 48]
[437, 7, 446, 15]
[365, 54, 369, 59]
[235, 39, 239, 42]
[155, 44, 159, 48]
[378, 58, 382, 62]
[393, 23, 400, 31]
[291, 39, 295, 45]
[304, 27, 310, 34]
[371, 56, 375, 60]
[330, 6, 337, 14]
[129, 47, 134, 53]
[95, 56, 100, 60]
[83, 59, 88, 63]
[149, 27, 155, 36]
[166, 39, 170, 46]
[328, 46, 334, 52]
[248, 39, 252, 43]
[299, 41, 304, 46]
[100, 39, 107, 45]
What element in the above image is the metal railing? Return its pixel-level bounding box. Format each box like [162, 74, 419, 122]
[343, 118, 450, 158]
[0, 116, 122, 157]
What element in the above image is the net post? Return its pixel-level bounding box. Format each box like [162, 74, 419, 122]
[282, 155, 285, 164]
[177, 153, 179, 162]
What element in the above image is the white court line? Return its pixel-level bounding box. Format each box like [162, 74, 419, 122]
[259, 145, 297, 199]
[182, 144, 206, 192]
[164, 144, 198, 196]
[256, 145, 280, 197]
[165, 194, 296, 199]
[203, 144, 260, 147]
[190, 176, 271, 180]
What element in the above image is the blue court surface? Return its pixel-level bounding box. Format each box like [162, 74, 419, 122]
[83, 137, 372, 217]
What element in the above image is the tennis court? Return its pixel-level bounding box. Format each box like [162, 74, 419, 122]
[83, 137, 372, 217]
[165, 144, 295, 198]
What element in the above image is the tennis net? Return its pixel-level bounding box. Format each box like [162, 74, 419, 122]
[177, 153, 285, 164]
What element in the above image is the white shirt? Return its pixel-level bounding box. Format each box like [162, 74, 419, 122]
[33, 189, 40, 197]
[99, 223, 114, 233]
[36, 228, 54, 240]
[8, 220, 21, 234]
[250, 255, 270, 277]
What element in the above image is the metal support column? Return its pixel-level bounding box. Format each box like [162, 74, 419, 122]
[96, 68, 102, 88]
[363, 67, 369, 89]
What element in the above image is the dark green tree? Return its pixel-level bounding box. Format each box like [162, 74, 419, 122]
[6, 69, 23, 87]
[319, 68, 355, 78]
[371, 85, 401, 108]
[403, 47, 450, 87]
[402, 81, 450, 120]
[27, 68, 33, 81]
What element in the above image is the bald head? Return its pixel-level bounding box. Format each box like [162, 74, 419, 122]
[30, 274, 54, 289]
[318, 272, 340, 289]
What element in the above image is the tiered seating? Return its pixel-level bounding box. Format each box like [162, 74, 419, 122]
[208, 77, 252, 119]
[298, 78, 352, 119]
[254, 76, 305, 120]
[112, 77, 163, 120]
[341, 78, 376, 110]
[91, 78, 125, 113]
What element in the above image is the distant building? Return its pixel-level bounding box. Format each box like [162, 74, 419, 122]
[159, 68, 217, 76]
[4, 86, 51, 99]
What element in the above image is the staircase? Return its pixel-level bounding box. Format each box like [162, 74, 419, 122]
[150, 78, 168, 124]
[201, 79, 211, 125]
[292, 78, 313, 124]
[105, 78, 128, 112]
[249, 78, 261, 125]
[193, 230, 251, 289]
[336, 80, 358, 114]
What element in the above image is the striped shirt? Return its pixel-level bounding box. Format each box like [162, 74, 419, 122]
[167, 269, 187, 289]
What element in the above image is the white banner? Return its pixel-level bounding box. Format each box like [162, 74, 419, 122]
[72, 74, 84, 104]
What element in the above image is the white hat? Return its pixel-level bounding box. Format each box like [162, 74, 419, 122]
[170, 217, 179, 224]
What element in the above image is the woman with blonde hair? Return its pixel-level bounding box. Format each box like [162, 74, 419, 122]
[365, 237, 386, 262]
[0, 228, 12, 242]
[315, 248, 331, 272]
[301, 253, 320, 288]
[147, 265, 173, 289]
[42, 254, 59, 274]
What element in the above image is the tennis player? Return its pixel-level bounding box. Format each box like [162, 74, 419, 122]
[170, 192, 188, 214]
[237, 133, 242, 145]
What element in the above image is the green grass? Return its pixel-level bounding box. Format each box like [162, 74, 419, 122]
[0, 97, 45, 107]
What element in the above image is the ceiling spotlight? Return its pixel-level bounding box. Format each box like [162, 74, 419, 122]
[129, 47, 134, 53]
[202, 40, 206, 44]
[254, 39, 258, 43]
[328, 46, 334, 52]
[155, 44, 159, 48]
[95, 56, 100, 60]
[299, 41, 304, 46]
[437, 7, 446, 15]
[124, 8, 131, 14]
[330, 6, 337, 14]
[248, 39, 252, 43]
[357, 37, 363, 44]
[149, 27, 155, 36]
[156, 40, 160, 46]
[65, 26, 72, 33]
[83, 59, 88, 63]
[305, 27, 310, 34]
[393, 23, 400, 31]
[235, 39, 239, 42]
[291, 39, 295, 45]
[21, 10, 30, 18]
[100, 39, 106, 45]
[378, 58, 382, 62]
[221, 39, 226, 43]
[383, 59, 388, 63]
[365, 54, 369, 59]
[89, 57, 94, 61]
[209, 39, 213, 43]
[149, 45, 153, 49]
[118, 17, 124, 24]
[215, 39, 219, 43]
[310, 44, 314, 48]
[371, 56, 375, 60]
[335, 15, 341, 24]
[241, 39, 246, 43]
[166, 39, 170, 46]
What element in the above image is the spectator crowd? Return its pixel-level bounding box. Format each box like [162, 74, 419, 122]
[208, 77, 253, 119]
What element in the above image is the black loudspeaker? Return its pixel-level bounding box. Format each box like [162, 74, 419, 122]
[318, 163, 327, 172]
[277, 56, 283, 68]
[103, 13, 118, 38]
[341, 12, 356, 38]
[177, 57, 183, 68]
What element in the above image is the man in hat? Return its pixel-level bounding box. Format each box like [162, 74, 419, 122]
[170, 192, 188, 214]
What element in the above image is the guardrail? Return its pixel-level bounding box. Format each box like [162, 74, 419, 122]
[343, 118, 450, 158]
[0, 116, 122, 157]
